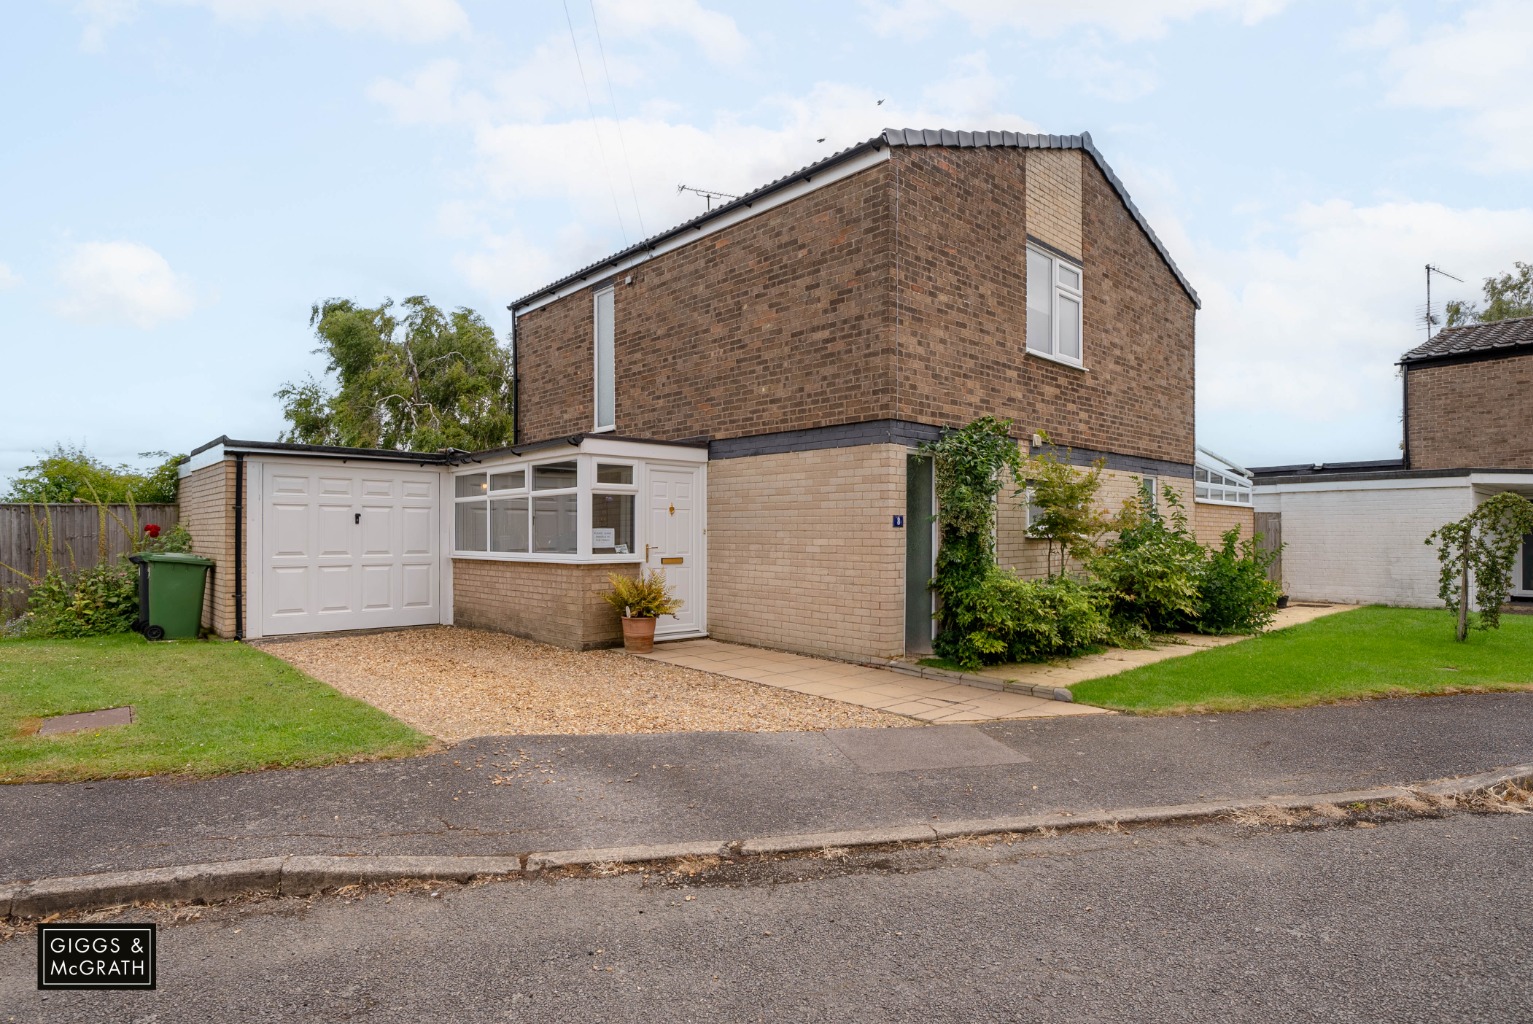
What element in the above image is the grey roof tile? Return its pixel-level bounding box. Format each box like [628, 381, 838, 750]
[1400, 315, 1533, 364]
[511, 128, 1199, 310]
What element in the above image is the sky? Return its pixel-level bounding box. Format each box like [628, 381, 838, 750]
[2, 0, 1530, 484]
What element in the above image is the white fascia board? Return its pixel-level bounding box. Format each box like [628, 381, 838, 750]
[579, 437, 708, 463]
[1253, 476, 1469, 495]
[512, 147, 892, 317]
[1467, 472, 1533, 489]
[180, 445, 226, 476]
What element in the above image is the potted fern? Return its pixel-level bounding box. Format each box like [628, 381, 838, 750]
[603, 569, 683, 653]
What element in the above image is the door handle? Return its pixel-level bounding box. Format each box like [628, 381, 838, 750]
[354, 512, 361, 525]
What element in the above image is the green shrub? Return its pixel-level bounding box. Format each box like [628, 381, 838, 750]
[138, 522, 194, 554]
[1195, 528, 1281, 634]
[935, 569, 1108, 668]
[1092, 487, 1205, 633]
[20, 563, 138, 639]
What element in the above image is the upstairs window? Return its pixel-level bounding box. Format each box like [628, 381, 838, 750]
[594, 286, 615, 431]
[1026, 245, 1084, 366]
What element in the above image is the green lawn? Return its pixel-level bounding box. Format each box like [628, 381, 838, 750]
[0, 634, 432, 783]
[1071, 606, 1533, 715]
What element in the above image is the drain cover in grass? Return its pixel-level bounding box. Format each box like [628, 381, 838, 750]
[38, 706, 135, 736]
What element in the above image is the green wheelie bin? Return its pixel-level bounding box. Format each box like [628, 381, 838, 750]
[129, 552, 214, 640]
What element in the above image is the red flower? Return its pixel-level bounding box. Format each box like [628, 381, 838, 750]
[144, 523, 161, 538]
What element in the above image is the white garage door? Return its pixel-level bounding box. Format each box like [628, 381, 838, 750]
[259, 462, 441, 636]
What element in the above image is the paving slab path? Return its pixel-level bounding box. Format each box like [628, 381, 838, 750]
[4, 691, 1531, 886]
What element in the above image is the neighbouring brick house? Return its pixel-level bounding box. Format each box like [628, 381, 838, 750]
[180, 128, 1228, 660]
[1253, 316, 1533, 606]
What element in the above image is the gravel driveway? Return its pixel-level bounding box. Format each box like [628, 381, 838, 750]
[256, 626, 911, 741]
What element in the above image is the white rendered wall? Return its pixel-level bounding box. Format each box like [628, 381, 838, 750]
[1254, 480, 1475, 606]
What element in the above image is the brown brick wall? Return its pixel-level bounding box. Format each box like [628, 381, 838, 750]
[1193, 501, 1255, 549]
[515, 146, 1196, 471]
[178, 460, 242, 637]
[708, 445, 906, 661]
[516, 163, 898, 443]
[451, 558, 638, 649]
[891, 148, 1196, 465]
[1406, 354, 1533, 470]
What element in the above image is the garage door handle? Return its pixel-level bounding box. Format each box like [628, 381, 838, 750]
[354, 513, 361, 524]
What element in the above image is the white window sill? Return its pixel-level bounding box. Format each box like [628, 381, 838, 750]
[1026, 349, 1087, 372]
[451, 551, 644, 564]
[1193, 498, 1253, 508]
[591, 425, 616, 434]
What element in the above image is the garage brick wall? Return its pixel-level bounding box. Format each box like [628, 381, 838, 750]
[1193, 502, 1255, 549]
[178, 459, 240, 637]
[452, 558, 638, 649]
[708, 444, 906, 661]
[1406, 353, 1533, 470]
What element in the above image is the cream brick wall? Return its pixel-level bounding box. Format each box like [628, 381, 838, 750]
[178, 460, 241, 637]
[997, 465, 1191, 578]
[1193, 501, 1255, 549]
[708, 445, 906, 661]
[1253, 482, 1475, 606]
[452, 558, 638, 649]
[1024, 150, 1083, 258]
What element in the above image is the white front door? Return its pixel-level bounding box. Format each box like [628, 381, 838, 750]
[259, 463, 441, 636]
[646, 464, 705, 638]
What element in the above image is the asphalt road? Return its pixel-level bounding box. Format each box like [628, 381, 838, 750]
[6, 691, 1533, 882]
[4, 810, 1529, 1022]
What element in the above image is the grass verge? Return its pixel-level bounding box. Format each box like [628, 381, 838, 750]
[1070, 606, 1533, 715]
[0, 634, 432, 783]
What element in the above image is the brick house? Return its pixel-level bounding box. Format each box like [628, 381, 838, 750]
[180, 128, 1220, 660]
[1253, 316, 1533, 606]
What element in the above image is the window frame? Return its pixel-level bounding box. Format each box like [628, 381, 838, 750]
[1025, 243, 1085, 369]
[451, 453, 646, 563]
[593, 285, 616, 433]
[1194, 464, 1254, 506]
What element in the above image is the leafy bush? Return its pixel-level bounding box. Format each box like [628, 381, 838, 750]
[4, 444, 184, 504]
[1092, 487, 1205, 633]
[603, 569, 682, 618]
[20, 563, 138, 639]
[1195, 528, 1281, 634]
[935, 570, 1108, 668]
[138, 522, 194, 554]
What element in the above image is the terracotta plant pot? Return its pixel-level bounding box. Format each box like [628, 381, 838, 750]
[621, 615, 658, 653]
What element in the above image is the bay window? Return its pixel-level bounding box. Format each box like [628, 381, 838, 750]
[452, 455, 642, 561]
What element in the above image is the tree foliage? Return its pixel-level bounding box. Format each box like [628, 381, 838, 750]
[1020, 437, 1111, 577]
[1445, 261, 1533, 328]
[4, 444, 183, 504]
[1425, 491, 1533, 640]
[277, 296, 514, 453]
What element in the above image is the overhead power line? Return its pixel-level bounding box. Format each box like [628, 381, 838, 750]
[586, 0, 646, 237]
[562, 0, 628, 245]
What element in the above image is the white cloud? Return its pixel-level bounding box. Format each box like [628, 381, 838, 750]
[77, 0, 468, 47]
[0, 263, 18, 290]
[863, 0, 1288, 41]
[1049, 48, 1158, 102]
[592, 0, 749, 66]
[1365, 0, 1533, 171]
[55, 241, 197, 329]
[1190, 199, 1533, 436]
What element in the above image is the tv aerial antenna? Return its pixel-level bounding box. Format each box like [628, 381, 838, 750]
[1420, 264, 1463, 339]
[677, 184, 739, 212]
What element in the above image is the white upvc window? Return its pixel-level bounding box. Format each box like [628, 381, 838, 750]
[1195, 464, 1253, 505]
[1026, 244, 1084, 366]
[594, 286, 615, 432]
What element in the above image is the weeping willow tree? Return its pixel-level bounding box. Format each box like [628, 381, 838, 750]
[1425, 492, 1533, 641]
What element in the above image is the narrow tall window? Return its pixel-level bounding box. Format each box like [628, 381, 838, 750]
[1026, 244, 1084, 366]
[594, 286, 615, 431]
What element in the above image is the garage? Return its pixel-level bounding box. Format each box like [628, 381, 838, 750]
[177, 439, 453, 640]
[253, 461, 442, 636]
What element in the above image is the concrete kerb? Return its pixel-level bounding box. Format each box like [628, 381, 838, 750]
[866, 657, 1075, 702]
[6, 764, 1530, 921]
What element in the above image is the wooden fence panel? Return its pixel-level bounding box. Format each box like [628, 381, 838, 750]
[1254, 511, 1282, 587]
[0, 504, 179, 617]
